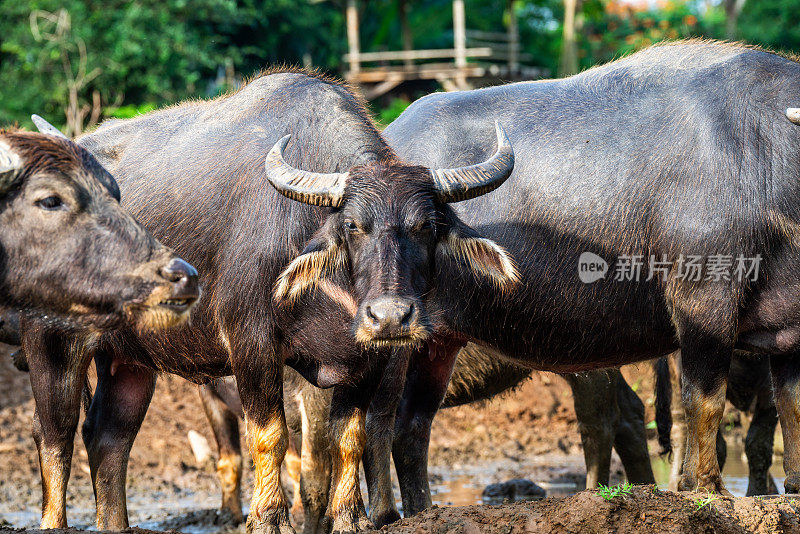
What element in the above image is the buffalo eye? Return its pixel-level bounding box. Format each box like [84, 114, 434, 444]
[344, 219, 359, 233]
[415, 220, 434, 234]
[35, 195, 65, 211]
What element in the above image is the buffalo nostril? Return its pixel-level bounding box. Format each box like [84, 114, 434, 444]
[159, 258, 197, 283]
[400, 303, 415, 326]
[159, 258, 200, 303]
[363, 298, 417, 334]
[365, 305, 383, 327]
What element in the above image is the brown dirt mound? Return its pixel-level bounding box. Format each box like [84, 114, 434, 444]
[377, 488, 800, 534]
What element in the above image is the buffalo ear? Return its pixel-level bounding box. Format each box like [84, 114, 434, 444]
[437, 223, 520, 291]
[274, 236, 345, 304]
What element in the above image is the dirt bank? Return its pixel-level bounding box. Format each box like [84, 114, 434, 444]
[4, 490, 799, 534]
[378, 488, 800, 534]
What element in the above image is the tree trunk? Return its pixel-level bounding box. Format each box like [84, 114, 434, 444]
[560, 0, 580, 77]
[724, 0, 746, 41]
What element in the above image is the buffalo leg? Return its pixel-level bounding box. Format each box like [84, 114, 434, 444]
[564, 370, 618, 488]
[298, 383, 332, 534]
[363, 352, 409, 528]
[677, 330, 731, 494]
[325, 382, 377, 533]
[285, 441, 303, 524]
[83, 352, 156, 530]
[612, 371, 656, 484]
[393, 343, 460, 517]
[233, 339, 293, 534]
[199, 383, 244, 523]
[26, 328, 92, 529]
[768, 354, 800, 493]
[744, 389, 778, 496]
[667, 354, 686, 491]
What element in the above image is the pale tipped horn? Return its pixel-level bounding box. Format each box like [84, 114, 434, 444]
[786, 108, 800, 125]
[31, 115, 69, 139]
[431, 121, 515, 203]
[0, 141, 23, 195]
[265, 135, 349, 208]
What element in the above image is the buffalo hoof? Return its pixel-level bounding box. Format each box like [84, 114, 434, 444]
[696, 477, 731, 497]
[246, 508, 295, 534]
[369, 508, 401, 529]
[785, 474, 800, 494]
[746, 474, 779, 497]
[677, 474, 696, 492]
[678, 473, 731, 496]
[326, 509, 373, 534]
[217, 507, 244, 526]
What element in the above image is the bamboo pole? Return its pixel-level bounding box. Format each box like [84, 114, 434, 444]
[507, 0, 519, 73]
[453, 0, 467, 88]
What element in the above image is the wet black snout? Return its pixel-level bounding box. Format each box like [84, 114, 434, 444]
[362, 296, 417, 338]
[158, 258, 200, 305]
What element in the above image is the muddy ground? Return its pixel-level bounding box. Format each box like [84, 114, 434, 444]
[1, 342, 796, 533]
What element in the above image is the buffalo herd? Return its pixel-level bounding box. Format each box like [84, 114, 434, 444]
[4, 40, 800, 533]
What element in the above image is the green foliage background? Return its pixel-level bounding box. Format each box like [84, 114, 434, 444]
[0, 0, 797, 130]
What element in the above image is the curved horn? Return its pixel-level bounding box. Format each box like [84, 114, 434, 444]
[787, 108, 800, 125]
[265, 135, 349, 207]
[31, 115, 69, 139]
[0, 141, 22, 195]
[431, 121, 514, 203]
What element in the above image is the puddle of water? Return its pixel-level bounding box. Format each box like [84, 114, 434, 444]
[651, 437, 786, 496]
[430, 437, 787, 506]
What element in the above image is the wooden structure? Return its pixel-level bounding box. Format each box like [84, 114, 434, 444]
[344, 0, 545, 99]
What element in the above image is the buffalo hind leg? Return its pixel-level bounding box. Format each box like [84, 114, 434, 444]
[768, 354, 800, 494]
[297, 382, 332, 534]
[199, 382, 244, 524]
[26, 327, 92, 528]
[285, 441, 303, 525]
[83, 351, 156, 530]
[364, 351, 409, 528]
[666, 354, 686, 491]
[564, 371, 618, 488]
[744, 391, 778, 496]
[677, 331, 731, 494]
[393, 342, 460, 517]
[612, 371, 656, 484]
[665, 352, 729, 492]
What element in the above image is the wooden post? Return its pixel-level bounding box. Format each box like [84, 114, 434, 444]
[507, 0, 519, 73]
[453, 0, 467, 88]
[400, 0, 413, 69]
[346, 0, 361, 78]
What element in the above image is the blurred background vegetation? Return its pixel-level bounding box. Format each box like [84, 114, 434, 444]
[1, 0, 798, 134]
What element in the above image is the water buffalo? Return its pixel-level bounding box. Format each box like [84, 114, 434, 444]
[375, 40, 800, 505]
[0, 128, 197, 329]
[26, 69, 517, 533]
[0, 126, 200, 530]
